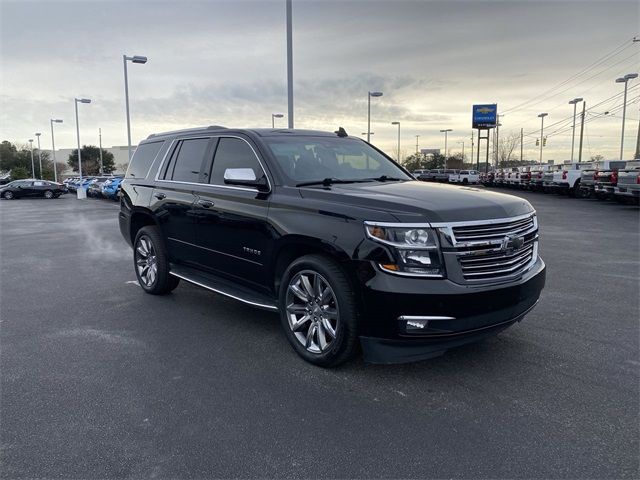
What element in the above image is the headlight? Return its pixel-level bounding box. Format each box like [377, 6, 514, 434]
[365, 223, 445, 277]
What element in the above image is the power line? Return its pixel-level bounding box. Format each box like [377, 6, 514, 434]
[502, 37, 637, 114]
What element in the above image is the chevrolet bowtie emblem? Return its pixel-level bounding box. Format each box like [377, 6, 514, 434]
[502, 235, 524, 252]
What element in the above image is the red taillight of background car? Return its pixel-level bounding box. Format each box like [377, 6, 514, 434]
[593, 170, 599, 180]
[538, 172, 542, 179]
[636, 174, 640, 185]
[562, 171, 568, 180]
[611, 170, 618, 185]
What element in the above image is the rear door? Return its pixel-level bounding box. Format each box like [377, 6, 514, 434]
[192, 135, 273, 291]
[151, 137, 215, 266]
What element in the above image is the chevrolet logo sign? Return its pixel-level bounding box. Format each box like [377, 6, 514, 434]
[476, 107, 495, 114]
[501, 235, 525, 253]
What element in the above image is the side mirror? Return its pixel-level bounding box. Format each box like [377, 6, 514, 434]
[223, 168, 269, 192]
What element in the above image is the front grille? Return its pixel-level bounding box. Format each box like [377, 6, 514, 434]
[439, 214, 538, 283]
[458, 238, 535, 280]
[452, 215, 535, 242]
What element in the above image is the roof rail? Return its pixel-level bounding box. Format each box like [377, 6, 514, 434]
[146, 125, 227, 139]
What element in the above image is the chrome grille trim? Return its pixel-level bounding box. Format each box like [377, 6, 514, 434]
[435, 212, 539, 283]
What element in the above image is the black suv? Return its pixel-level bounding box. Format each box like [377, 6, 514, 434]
[119, 126, 545, 366]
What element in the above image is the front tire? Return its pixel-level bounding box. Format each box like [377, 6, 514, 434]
[133, 226, 179, 295]
[279, 254, 359, 367]
[3, 191, 14, 199]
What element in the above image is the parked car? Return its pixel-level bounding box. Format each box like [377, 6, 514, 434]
[542, 164, 563, 192]
[412, 169, 429, 181]
[577, 162, 598, 198]
[0, 179, 66, 199]
[87, 176, 118, 198]
[119, 126, 545, 367]
[529, 165, 551, 191]
[101, 177, 124, 200]
[443, 169, 458, 182]
[579, 160, 627, 198]
[552, 163, 586, 195]
[518, 167, 533, 190]
[66, 177, 84, 192]
[428, 169, 449, 182]
[505, 167, 520, 187]
[613, 161, 640, 203]
[593, 161, 628, 200]
[450, 169, 479, 185]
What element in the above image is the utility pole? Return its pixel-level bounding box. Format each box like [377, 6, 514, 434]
[415, 135, 420, 154]
[578, 101, 586, 163]
[634, 110, 640, 159]
[520, 128, 523, 162]
[99, 128, 104, 175]
[495, 115, 501, 166]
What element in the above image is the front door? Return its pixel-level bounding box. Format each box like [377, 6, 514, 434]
[192, 136, 273, 291]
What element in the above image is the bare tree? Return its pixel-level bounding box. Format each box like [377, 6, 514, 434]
[498, 132, 520, 164]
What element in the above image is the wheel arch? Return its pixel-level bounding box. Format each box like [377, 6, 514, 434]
[271, 235, 354, 296]
[129, 208, 159, 246]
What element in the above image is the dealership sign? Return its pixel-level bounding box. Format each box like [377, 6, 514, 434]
[472, 104, 497, 129]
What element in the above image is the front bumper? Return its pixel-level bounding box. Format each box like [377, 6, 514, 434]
[358, 257, 546, 363]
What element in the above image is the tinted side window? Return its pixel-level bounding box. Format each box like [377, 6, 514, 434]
[126, 141, 164, 178]
[170, 138, 210, 183]
[210, 138, 263, 186]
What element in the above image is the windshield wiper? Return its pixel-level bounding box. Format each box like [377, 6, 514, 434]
[362, 175, 405, 182]
[295, 178, 374, 187]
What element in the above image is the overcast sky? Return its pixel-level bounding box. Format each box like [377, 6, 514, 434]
[1, 0, 639, 162]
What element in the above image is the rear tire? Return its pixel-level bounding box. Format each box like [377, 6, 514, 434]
[133, 226, 180, 295]
[44, 190, 54, 199]
[278, 254, 359, 367]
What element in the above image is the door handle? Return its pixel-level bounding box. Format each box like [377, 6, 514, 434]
[154, 192, 166, 200]
[197, 199, 214, 208]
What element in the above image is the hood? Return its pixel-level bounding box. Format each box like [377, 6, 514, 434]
[298, 180, 533, 223]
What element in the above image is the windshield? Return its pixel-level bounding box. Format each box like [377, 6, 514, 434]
[263, 136, 411, 185]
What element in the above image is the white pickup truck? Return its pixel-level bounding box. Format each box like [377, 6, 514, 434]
[552, 162, 588, 196]
[449, 169, 480, 185]
[614, 161, 640, 203]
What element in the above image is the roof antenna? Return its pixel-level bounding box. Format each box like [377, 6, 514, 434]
[335, 127, 348, 137]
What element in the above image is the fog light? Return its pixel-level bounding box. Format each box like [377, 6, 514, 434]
[406, 319, 429, 331]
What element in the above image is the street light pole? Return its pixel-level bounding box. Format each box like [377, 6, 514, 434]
[440, 129, 452, 168]
[123, 54, 148, 161]
[415, 135, 420, 154]
[286, 0, 294, 129]
[569, 98, 583, 162]
[272, 113, 284, 128]
[537, 113, 548, 165]
[50, 119, 63, 183]
[471, 132, 474, 166]
[74, 98, 91, 189]
[391, 122, 400, 162]
[458, 141, 465, 161]
[615, 73, 638, 160]
[99, 128, 104, 175]
[35, 133, 42, 179]
[367, 91, 383, 143]
[28, 139, 35, 178]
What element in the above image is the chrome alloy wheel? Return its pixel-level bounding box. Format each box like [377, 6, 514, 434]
[135, 235, 158, 287]
[286, 270, 339, 354]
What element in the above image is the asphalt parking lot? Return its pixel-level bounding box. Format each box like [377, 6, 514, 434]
[1, 190, 638, 479]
